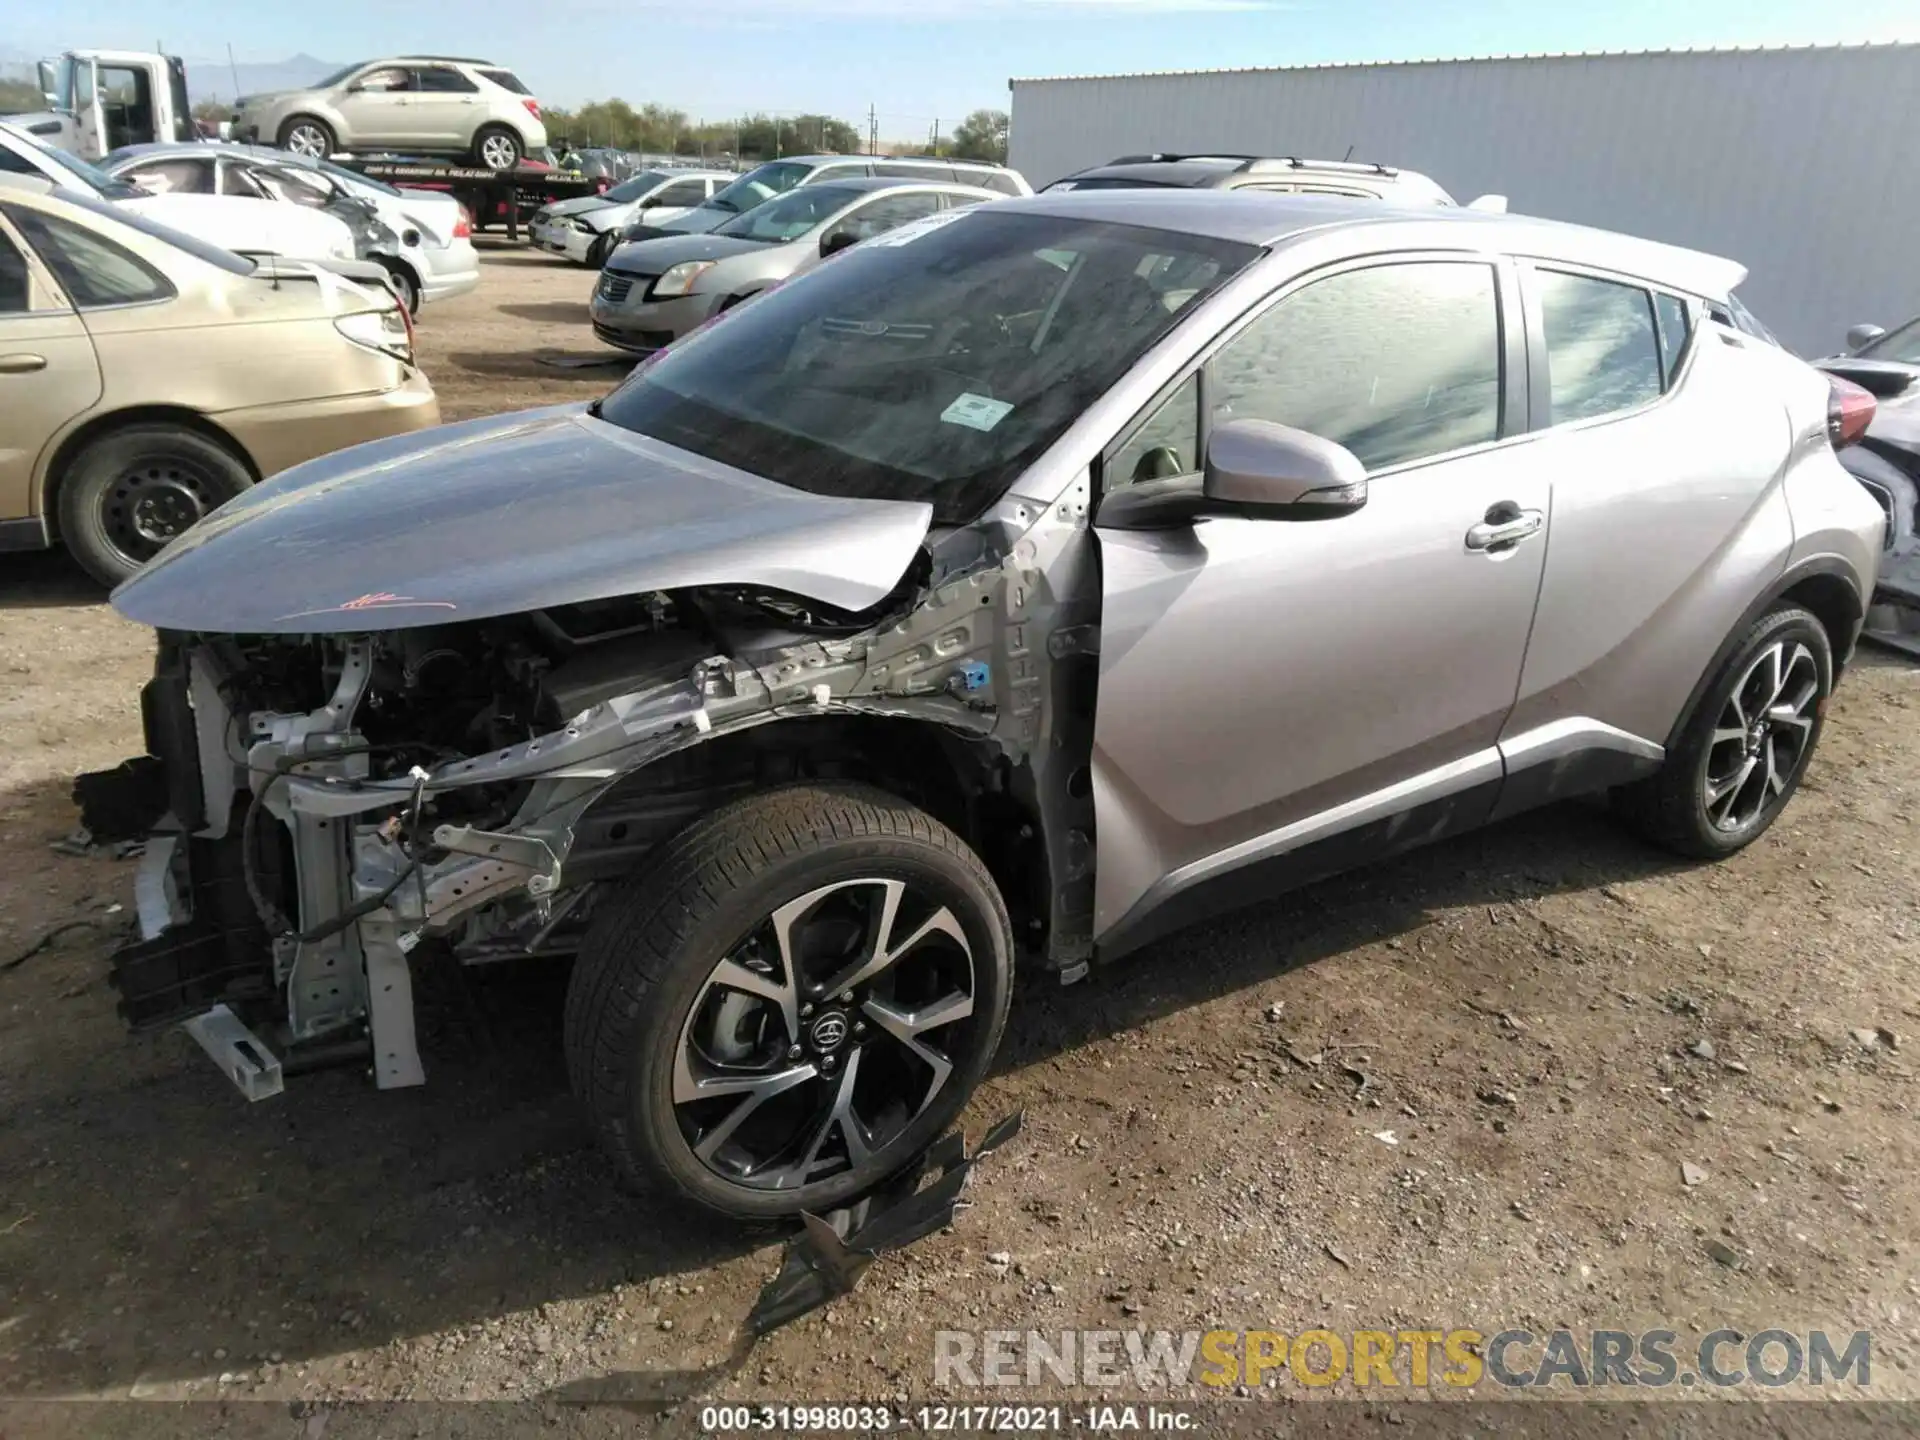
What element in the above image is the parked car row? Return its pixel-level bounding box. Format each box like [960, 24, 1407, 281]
[101, 142, 481, 313]
[1, 119, 357, 266]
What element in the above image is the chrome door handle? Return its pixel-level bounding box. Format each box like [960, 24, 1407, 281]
[1465, 507, 1544, 551]
[0, 353, 47, 374]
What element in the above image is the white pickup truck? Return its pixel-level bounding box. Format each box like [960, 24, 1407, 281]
[10, 50, 197, 162]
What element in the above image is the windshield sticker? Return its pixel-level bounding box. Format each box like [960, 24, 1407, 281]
[863, 210, 968, 248]
[941, 393, 1014, 432]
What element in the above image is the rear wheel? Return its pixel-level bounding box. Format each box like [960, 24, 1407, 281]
[1620, 604, 1831, 858]
[563, 783, 1013, 1221]
[473, 125, 523, 172]
[276, 115, 335, 159]
[379, 260, 420, 315]
[56, 425, 253, 586]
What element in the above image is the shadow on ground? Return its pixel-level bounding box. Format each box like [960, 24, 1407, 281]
[0, 775, 1687, 1396]
[449, 350, 633, 381]
[497, 301, 595, 325]
[0, 549, 108, 610]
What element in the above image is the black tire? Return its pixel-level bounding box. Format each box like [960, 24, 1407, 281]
[585, 232, 614, 269]
[564, 782, 1014, 1221]
[380, 260, 420, 316]
[473, 125, 523, 172]
[1619, 604, 1832, 859]
[718, 292, 752, 313]
[275, 114, 335, 159]
[56, 424, 254, 587]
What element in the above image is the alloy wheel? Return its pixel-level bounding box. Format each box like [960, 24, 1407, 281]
[480, 132, 519, 170]
[103, 458, 221, 565]
[286, 124, 328, 158]
[1701, 639, 1821, 832]
[671, 876, 978, 1191]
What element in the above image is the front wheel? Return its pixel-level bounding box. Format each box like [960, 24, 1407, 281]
[585, 232, 614, 269]
[1620, 604, 1832, 858]
[563, 783, 1014, 1221]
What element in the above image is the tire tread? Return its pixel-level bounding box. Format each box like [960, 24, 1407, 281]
[561, 782, 1009, 1216]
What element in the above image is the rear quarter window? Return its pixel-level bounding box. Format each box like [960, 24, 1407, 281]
[478, 69, 531, 95]
[1536, 269, 1663, 425]
[7, 206, 176, 307]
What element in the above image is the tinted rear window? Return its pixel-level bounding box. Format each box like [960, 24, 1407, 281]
[479, 69, 531, 95]
[1045, 177, 1184, 192]
[8, 206, 177, 307]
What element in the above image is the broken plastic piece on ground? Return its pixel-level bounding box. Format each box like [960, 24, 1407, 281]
[745, 1111, 1023, 1335]
[49, 828, 146, 860]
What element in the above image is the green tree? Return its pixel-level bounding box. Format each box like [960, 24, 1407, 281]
[0, 75, 45, 114]
[950, 108, 1009, 164]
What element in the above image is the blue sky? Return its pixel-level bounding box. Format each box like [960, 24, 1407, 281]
[17, 0, 1920, 140]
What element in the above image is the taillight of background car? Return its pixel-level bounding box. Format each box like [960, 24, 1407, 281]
[453, 205, 472, 239]
[1828, 376, 1877, 448]
[523, 99, 542, 120]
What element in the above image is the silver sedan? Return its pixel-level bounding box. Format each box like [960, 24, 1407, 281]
[589, 176, 997, 352]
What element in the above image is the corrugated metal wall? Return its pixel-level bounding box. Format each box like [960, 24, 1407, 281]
[1010, 46, 1920, 354]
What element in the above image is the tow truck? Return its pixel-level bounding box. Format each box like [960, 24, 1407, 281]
[9, 50, 610, 240]
[11, 49, 196, 160]
[327, 150, 618, 237]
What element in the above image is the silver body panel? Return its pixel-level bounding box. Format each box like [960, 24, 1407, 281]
[96, 192, 1883, 1094]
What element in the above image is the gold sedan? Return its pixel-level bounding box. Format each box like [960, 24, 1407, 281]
[0, 175, 440, 585]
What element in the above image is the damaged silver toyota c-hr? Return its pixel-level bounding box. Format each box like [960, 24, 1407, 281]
[87, 193, 1884, 1221]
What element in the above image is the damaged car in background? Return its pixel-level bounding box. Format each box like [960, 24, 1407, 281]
[1815, 316, 1920, 656]
[86, 194, 1882, 1222]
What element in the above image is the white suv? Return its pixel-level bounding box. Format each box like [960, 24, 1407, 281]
[231, 57, 547, 171]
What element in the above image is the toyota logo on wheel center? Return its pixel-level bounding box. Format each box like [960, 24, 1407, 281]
[809, 1011, 850, 1052]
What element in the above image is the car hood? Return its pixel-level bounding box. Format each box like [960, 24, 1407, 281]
[541, 194, 617, 220]
[606, 232, 770, 274]
[110, 405, 934, 635]
[648, 205, 730, 238]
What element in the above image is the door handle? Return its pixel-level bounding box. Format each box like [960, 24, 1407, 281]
[0, 353, 48, 374]
[1465, 503, 1544, 552]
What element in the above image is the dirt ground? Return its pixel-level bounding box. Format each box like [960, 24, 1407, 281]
[2, 243, 1918, 1425]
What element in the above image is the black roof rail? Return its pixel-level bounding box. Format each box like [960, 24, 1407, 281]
[1106, 152, 1262, 165]
[1245, 156, 1402, 178]
[1103, 153, 1404, 178]
[878, 153, 1006, 167]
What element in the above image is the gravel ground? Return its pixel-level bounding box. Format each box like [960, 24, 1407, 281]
[2, 245, 1918, 1427]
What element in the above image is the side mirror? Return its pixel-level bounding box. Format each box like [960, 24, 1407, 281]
[1203, 418, 1368, 517]
[820, 228, 860, 258]
[1098, 419, 1367, 530]
[1846, 323, 1886, 353]
[37, 60, 58, 108]
[637, 195, 658, 208]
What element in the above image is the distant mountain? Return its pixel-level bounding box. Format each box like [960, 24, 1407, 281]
[186, 53, 344, 104]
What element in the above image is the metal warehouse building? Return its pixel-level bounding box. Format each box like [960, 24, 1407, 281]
[1009, 43, 1920, 354]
